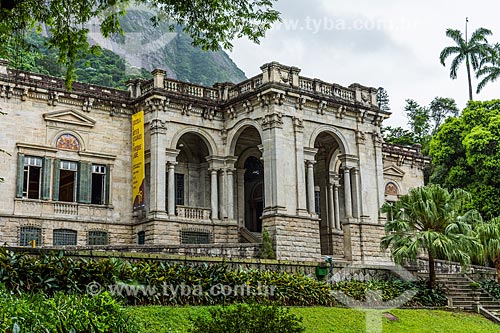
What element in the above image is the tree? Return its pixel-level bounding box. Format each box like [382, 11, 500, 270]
[476, 43, 500, 93]
[0, 0, 280, 88]
[404, 99, 430, 148]
[439, 20, 493, 101]
[381, 184, 482, 289]
[429, 97, 459, 134]
[376, 87, 390, 112]
[381, 126, 416, 146]
[475, 218, 500, 283]
[429, 100, 500, 219]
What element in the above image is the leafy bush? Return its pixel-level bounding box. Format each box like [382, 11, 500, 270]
[189, 303, 305, 333]
[0, 248, 335, 306]
[480, 280, 500, 299]
[0, 290, 137, 332]
[332, 279, 447, 307]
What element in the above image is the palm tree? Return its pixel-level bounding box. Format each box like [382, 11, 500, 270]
[381, 184, 482, 289]
[474, 218, 500, 283]
[439, 20, 492, 101]
[476, 43, 500, 93]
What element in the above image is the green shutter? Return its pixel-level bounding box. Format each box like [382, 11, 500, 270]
[52, 158, 60, 201]
[105, 164, 111, 205]
[78, 162, 92, 204]
[16, 153, 25, 198]
[41, 157, 52, 200]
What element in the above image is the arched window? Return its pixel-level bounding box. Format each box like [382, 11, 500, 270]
[19, 226, 42, 246]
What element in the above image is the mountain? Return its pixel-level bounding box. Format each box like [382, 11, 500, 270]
[4, 8, 247, 89]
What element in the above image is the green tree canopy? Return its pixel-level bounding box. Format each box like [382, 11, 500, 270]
[0, 0, 280, 88]
[429, 100, 500, 219]
[376, 87, 390, 112]
[381, 184, 482, 289]
[474, 218, 500, 283]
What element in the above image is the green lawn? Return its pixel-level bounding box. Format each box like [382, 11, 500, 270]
[126, 306, 500, 333]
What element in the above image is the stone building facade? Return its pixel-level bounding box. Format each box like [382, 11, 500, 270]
[0, 59, 428, 262]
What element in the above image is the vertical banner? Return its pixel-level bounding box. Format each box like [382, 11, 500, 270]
[132, 111, 145, 210]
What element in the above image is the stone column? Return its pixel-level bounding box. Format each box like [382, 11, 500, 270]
[237, 168, 245, 226]
[210, 169, 219, 219]
[227, 168, 235, 219]
[218, 169, 227, 219]
[333, 182, 341, 229]
[343, 167, 352, 218]
[306, 160, 316, 215]
[351, 168, 361, 218]
[149, 138, 166, 213]
[327, 183, 335, 234]
[167, 162, 177, 216]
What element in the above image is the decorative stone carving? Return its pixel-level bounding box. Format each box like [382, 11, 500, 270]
[317, 100, 327, 115]
[202, 107, 215, 120]
[361, 91, 371, 104]
[357, 109, 367, 123]
[278, 68, 290, 84]
[372, 131, 384, 148]
[385, 182, 398, 196]
[182, 103, 192, 116]
[146, 97, 169, 113]
[293, 117, 304, 132]
[356, 130, 366, 145]
[273, 92, 285, 105]
[295, 95, 307, 110]
[335, 105, 347, 119]
[262, 112, 283, 130]
[21, 88, 28, 101]
[372, 115, 384, 127]
[1, 85, 14, 99]
[227, 106, 236, 119]
[150, 119, 168, 135]
[82, 97, 94, 112]
[48, 91, 59, 106]
[56, 134, 80, 151]
[243, 100, 253, 113]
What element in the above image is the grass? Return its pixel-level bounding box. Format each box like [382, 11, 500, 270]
[126, 306, 500, 333]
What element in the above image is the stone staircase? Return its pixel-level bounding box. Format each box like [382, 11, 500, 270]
[239, 227, 262, 243]
[435, 273, 500, 322]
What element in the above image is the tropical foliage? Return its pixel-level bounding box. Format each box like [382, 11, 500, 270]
[0, 0, 279, 88]
[380, 184, 482, 288]
[439, 25, 493, 100]
[474, 218, 500, 282]
[0, 290, 137, 332]
[429, 100, 500, 219]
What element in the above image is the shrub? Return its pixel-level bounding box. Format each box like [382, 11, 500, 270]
[480, 280, 500, 299]
[189, 303, 305, 333]
[0, 290, 137, 332]
[260, 229, 275, 259]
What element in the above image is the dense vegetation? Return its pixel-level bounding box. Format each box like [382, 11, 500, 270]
[0, 290, 136, 332]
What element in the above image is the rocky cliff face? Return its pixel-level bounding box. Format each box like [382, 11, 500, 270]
[87, 8, 247, 86]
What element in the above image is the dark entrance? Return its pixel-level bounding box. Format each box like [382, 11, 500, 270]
[244, 156, 264, 232]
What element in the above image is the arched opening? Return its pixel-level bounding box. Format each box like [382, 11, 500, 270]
[313, 131, 344, 256]
[244, 156, 264, 232]
[174, 132, 211, 211]
[232, 126, 264, 238]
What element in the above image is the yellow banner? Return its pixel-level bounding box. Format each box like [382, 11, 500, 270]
[132, 111, 145, 210]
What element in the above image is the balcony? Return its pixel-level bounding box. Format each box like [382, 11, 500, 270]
[176, 205, 211, 221]
[14, 199, 113, 222]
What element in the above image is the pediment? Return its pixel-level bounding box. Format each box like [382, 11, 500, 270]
[383, 164, 405, 179]
[43, 109, 95, 128]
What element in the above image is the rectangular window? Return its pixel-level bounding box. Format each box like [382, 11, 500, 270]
[19, 226, 42, 246]
[23, 156, 42, 199]
[91, 165, 106, 205]
[175, 173, 184, 205]
[53, 229, 77, 246]
[137, 231, 145, 245]
[88, 230, 108, 245]
[59, 161, 78, 202]
[314, 190, 321, 216]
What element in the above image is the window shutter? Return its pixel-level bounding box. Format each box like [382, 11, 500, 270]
[105, 164, 111, 205]
[16, 153, 24, 198]
[78, 162, 92, 204]
[41, 157, 52, 200]
[52, 158, 60, 201]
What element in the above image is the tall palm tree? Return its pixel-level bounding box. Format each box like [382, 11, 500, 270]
[476, 43, 500, 93]
[381, 184, 482, 289]
[439, 21, 492, 101]
[474, 218, 500, 283]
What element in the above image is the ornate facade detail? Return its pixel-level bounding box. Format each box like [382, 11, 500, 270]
[182, 103, 192, 116]
[293, 117, 304, 132]
[261, 112, 283, 130]
[0, 85, 14, 99]
[146, 97, 169, 113]
[227, 106, 236, 119]
[372, 115, 384, 127]
[317, 100, 327, 115]
[56, 133, 80, 151]
[21, 88, 28, 101]
[295, 95, 307, 110]
[356, 130, 366, 145]
[150, 119, 168, 135]
[278, 68, 290, 84]
[47, 91, 59, 106]
[243, 100, 253, 113]
[384, 182, 398, 196]
[372, 131, 384, 148]
[202, 107, 216, 120]
[273, 92, 285, 105]
[356, 109, 367, 123]
[82, 97, 94, 112]
[335, 105, 347, 119]
[361, 91, 371, 105]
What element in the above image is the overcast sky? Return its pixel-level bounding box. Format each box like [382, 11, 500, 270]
[228, 0, 500, 127]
